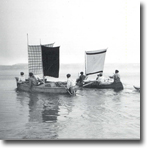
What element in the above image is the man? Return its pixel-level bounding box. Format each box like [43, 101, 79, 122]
[28, 72, 38, 89]
[96, 73, 105, 83]
[76, 72, 87, 87]
[109, 70, 121, 83]
[18, 72, 26, 83]
[109, 70, 124, 90]
[66, 74, 76, 95]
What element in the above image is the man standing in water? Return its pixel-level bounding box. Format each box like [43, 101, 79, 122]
[66, 74, 76, 95]
[109, 70, 123, 90]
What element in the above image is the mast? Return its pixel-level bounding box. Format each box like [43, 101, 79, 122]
[40, 38, 45, 83]
[85, 51, 87, 76]
[40, 41, 45, 84]
[27, 34, 29, 74]
[27, 33, 29, 45]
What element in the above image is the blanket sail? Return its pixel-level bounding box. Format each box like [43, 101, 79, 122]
[41, 46, 59, 78]
[85, 49, 107, 75]
[28, 43, 54, 75]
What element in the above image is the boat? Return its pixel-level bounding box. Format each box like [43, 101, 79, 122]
[83, 80, 123, 90]
[15, 36, 75, 94]
[80, 49, 124, 90]
[15, 77, 68, 93]
[133, 86, 140, 91]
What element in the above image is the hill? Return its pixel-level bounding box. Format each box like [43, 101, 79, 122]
[0, 63, 28, 70]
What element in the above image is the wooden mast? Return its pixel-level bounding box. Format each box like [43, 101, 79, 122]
[85, 51, 87, 76]
[27, 34, 29, 74]
[40, 39, 45, 84]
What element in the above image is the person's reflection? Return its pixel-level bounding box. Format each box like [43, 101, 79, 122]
[114, 88, 123, 92]
[112, 89, 122, 102]
[42, 95, 59, 123]
[16, 90, 29, 106]
[16, 91, 60, 123]
[28, 93, 43, 122]
[28, 93, 60, 123]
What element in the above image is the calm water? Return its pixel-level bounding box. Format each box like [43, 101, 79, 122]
[0, 63, 140, 140]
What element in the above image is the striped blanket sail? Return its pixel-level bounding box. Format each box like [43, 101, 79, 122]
[28, 43, 54, 75]
[85, 49, 107, 75]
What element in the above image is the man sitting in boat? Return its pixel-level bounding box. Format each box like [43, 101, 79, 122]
[109, 70, 121, 83]
[18, 72, 26, 83]
[66, 74, 76, 95]
[28, 72, 38, 89]
[96, 73, 105, 84]
[76, 72, 87, 87]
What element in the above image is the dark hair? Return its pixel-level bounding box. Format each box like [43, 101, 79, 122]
[115, 70, 119, 73]
[97, 73, 102, 77]
[20, 72, 24, 75]
[80, 72, 84, 75]
[66, 74, 71, 78]
[29, 72, 33, 77]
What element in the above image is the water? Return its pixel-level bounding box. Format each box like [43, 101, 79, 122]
[0, 63, 140, 140]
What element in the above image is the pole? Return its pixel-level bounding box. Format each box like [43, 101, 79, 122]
[27, 33, 29, 45]
[40, 40, 45, 84]
[27, 34, 29, 75]
[85, 51, 86, 76]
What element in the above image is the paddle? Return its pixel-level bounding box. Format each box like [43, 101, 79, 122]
[83, 82, 93, 87]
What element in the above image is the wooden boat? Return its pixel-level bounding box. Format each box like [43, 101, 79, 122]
[15, 35, 76, 94]
[15, 77, 68, 94]
[78, 49, 124, 90]
[83, 80, 124, 90]
[133, 86, 140, 91]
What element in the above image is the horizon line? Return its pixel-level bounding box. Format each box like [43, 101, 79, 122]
[0, 62, 140, 66]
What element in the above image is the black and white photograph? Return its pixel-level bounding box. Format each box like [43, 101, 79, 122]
[0, 0, 140, 141]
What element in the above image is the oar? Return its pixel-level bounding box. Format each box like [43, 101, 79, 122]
[83, 81, 93, 87]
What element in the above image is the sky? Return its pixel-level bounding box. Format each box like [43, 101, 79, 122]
[0, 0, 140, 65]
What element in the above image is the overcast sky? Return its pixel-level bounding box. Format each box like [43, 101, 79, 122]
[0, 0, 139, 65]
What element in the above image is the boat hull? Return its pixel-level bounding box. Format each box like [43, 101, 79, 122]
[133, 86, 140, 91]
[15, 77, 68, 94]
[16, 83, 68, 94]
[83, 81, 124, 90]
